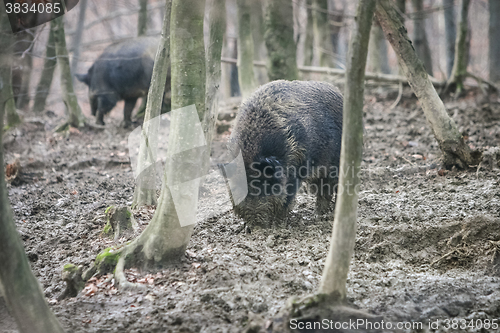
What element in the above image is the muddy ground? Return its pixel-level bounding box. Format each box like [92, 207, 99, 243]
[1, 87, 500, 333]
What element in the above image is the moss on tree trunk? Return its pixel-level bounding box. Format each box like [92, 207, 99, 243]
[318, 0, 375, 301]
[376, 0, 478, 169]
[264, 0, 298, 81]
[51, 15, 85, 129]
[33, 29, 56, 113]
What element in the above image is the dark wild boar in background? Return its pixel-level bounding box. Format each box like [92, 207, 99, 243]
[226, 80, 343, 227]
[76, 36, 170, 127]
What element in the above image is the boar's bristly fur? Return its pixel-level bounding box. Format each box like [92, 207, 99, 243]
[229, 80, 343, 227]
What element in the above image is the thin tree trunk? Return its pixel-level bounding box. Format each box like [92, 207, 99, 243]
[264, 0, 298, 80]
[318, 0, 375, 300]
[236, 0, 256, 99]
[443, 0, 456, 79]
[250, 0, 267, 85]
[205, 0, 226, 147]
[368, 19, 390, 74]
[33, 29, 56, 113]
[303, 0, 314, 67]
[138, 0, 148, 36]
[0, 8, 21, 128]
[445, 0, 470, 94]
[376, 0, 476, 168]
[13, 31, 34, 111]
[0, 13, 65, 333]
[311, 0, 333, 67]
[51, 15, 86, 129]
[490, 0, 500, 82]
[411, 0, 433, 76]
[131, 0, 172, 209]
[70, 0, 87, 78]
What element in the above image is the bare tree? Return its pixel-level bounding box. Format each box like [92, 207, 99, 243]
[236, 0, 257, 99]
[33, 29, 56, 113]
[0, 15, 65, 333]
[12, 31, 34, 111]
[311, 0, 333, 67]
[376, 0, 478, 169]
[444, 0, 470, 95]
[319, 0, 375, 300]
[443, 0, 456, 78]
[0, 7, 21, 128]
[368, 19, 390, 74]
[489, 0, 500, 82]
[264, 0, 298, 80]
[131, 0, 172, 209]
[250, 0, 267, 85]
[411, 0, 433, 76]
[138, 0, 148, 36]
[70, 0, 88, 78]
[51, 15, 86, 130]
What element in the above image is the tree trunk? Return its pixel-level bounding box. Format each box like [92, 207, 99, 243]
[131, 0, 172, 209]
[70, 0, 87, 78]
[376, 0, 476, 169]
[13, 31, 34, 111]
[490, 0, 500, 82]
[411, 0, 433, 76]
[250, 0, 268, 85]
[138, 0, 148, 36]
[0, 7, 21, 128]
[111, 0, 210, 286]
[368, 19, 390, 74]
[445, 0, 470, 95]
[264, 0, 298, 80]
[318, 0, 374, 300]
[51, 15, 86, 129]
[303, 0, 314, 67]
[443, 0, 456, 79]
[0, 19, 65, 333]
[33, 29, 57, 113]
[205, 0, 226, 147]
[236, 0, 256, 99]
[311, 0, 333, 67]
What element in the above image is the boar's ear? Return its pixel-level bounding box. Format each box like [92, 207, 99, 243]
[75, 73, 90, 86]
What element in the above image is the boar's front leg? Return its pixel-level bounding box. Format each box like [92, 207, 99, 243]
[122, 98, 138, 128]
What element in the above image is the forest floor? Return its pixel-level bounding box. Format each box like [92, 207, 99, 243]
[1, 87, 500, 333]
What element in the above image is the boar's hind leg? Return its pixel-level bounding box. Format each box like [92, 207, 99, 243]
[314, 177, 336, 215]
[123, 98, 138, 128]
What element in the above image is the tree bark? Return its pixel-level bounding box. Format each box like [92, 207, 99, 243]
[490, 0, 500, 82]
[445, 0, 470, 95]
[205, 0, 226, 147]
[0, 14, 65, 333]
[33, 29, 57, 113]
[311, 0, 333, 67]
[368, 19, 390, 74]
[319, 0, 375, 300]
[376, 0, 476, 169]
[236, 0, 257, 99]
[0, 7, 21, 128]
[264, 0, 298, 80]
[411, 0, 433, 76]
[443, 0, 456, 79]
[138, 0, 148, 36]
[13, 31, 34, 111]
[131, 0, 172, 209]
[250, 0, 268, 85]
[51, 15, 86, 129]
[70, 0, 87, 78]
